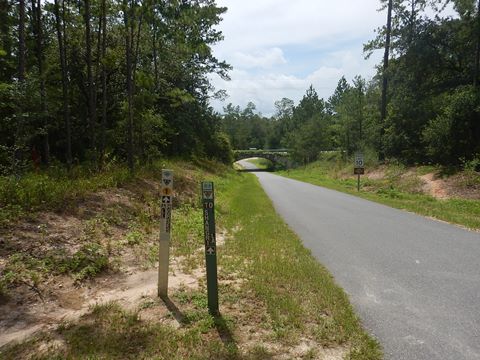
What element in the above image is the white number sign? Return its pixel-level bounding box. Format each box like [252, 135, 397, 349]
[355, 153, 364, 168]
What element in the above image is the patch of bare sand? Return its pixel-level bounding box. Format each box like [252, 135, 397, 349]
[1, 203, 215, 350]
[0, 264, 203, 348]
[0, 177, 203, 348]
[368, 167, 479, 201]
[366, 166, 386, 180]
[420, 173, 449, 199]
[444, 172, 480, 200]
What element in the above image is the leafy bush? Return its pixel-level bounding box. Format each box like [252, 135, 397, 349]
[0, 253, 47, 296]
[0, 242, 111, 296]
[124, 229, 143, 246]
[463, 155, 480, 173]
[423, 86, 480, 165]
[205, 131, 233, 164]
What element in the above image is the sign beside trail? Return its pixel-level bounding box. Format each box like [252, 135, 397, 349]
[355, 152, 364, 168]
[202, 181, 219, 315]
[158, 169, 173, 299]
[354, 153, 364, 191]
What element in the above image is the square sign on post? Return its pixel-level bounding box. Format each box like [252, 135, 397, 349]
[354, 153, 364, 191]
[354, 152, 365, 174]
[158, 169, 173, 298]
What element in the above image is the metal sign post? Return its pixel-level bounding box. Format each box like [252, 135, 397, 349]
[158, 169, 173, 299]
[201, 181, 219, 315]
[354, 152, 365, 192]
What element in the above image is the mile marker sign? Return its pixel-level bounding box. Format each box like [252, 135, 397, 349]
[201, 181, 219, 315]
[354, 153, 364, 191]
[158, 169, 173, 298]
[354, 152, 365, 175]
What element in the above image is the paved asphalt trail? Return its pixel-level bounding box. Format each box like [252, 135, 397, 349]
[237, 161, 480, 360]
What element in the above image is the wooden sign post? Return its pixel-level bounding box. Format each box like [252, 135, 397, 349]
[158, 169, 173, 299]
[201, 181, 219, 315]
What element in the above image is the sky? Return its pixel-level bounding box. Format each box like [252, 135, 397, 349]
[209, 0, 388, 116]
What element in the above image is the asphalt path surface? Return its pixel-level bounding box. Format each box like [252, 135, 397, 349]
[237, 158, 259, 170]
[236, 160, 480, 360]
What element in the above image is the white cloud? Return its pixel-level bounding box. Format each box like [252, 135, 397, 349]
[231, 48, 287, 69]
[208, 1, 391, 114]
[214, 0, 386, 56]
[211, 45, 383, 116]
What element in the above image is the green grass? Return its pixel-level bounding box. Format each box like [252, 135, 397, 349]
[1, 301, 239, 360]
[0, 238, 112, 295]
[0, 158, 230, 227]
[278, 161, 480, 230]
[0, 165, 132, 226]
[215, 172, 382, 358]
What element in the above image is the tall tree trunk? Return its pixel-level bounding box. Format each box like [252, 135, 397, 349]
[94, 3, 102, 146]
[15, 0, 26, 175]
[380, 0, 393, 161]
[31, 0, 49, 165]
[152, 23, 158, 89]
[99, 0, 107, 168]
[132, 9, 143, 88]
[54, 0, 72, 167]
[95, 8, 102, 85]
[0, 0, 13, 81]
[18, 0, 25, 82]
[84, 0, 96, 154]
[410, 0, 416, 42]
[474, 0, 480, 87]
[124, 0, 134, 173]
[359, 93, 363, 143]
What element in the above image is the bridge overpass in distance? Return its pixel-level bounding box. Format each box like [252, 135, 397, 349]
[233, 149, 292, 169]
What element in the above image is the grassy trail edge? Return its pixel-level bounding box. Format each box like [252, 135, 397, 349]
[216, 172, 382, 359]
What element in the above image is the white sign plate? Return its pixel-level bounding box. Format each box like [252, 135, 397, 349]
[202, 182, 214, 200]
[355, 153, 364, 168]
[161, 170, 173, 188]
[202, 182, 213, 191]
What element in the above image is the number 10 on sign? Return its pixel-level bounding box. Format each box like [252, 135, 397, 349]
[354, 153, 364, 191]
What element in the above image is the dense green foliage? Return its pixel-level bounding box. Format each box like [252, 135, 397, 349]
[223, 0, 480, 167]
[0, 0, 233, 175]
